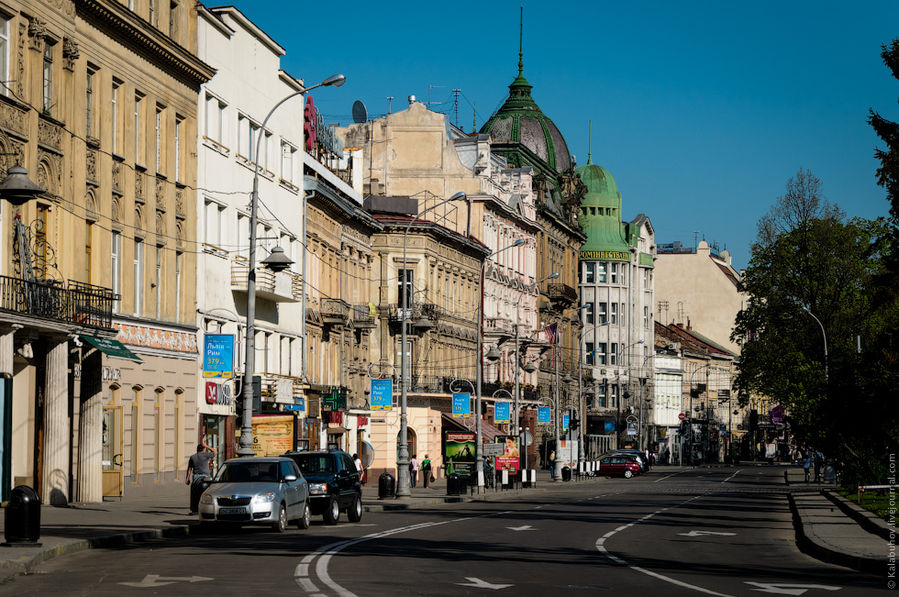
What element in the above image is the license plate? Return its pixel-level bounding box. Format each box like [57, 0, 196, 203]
[220, 507, 246, 515]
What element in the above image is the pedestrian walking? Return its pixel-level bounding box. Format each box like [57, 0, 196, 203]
[420, 455, 432, 488]
[353, 452, 366, 485]
[813, 451, 823, 483]
[802, 453, 811, 483]
[549, 449, 556, 479]
[410, 454, 419, 488]
[185, 441, 217, 484]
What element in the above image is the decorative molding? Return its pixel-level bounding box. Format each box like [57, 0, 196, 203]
[27, 17, 46, 52]
[175, 189, 185, 220]
[155, 210, 166, 238]
[111, 161, 122, 193]
[86, 148, 98, 184]
[37, 117, 63, 152]
[62, 37, 80, 71]
[155, 176, 165, 211]
[16, 22, 25, 98]
[115, 323, 198, 353]
[135, 171, 144, 200]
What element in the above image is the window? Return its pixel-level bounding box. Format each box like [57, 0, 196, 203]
[643, 306, 649, 330]
[238, 114, 260, 160]
[610, 302, 618, 324]
[86, 67, 96, 138]
[596, 343, 607, 366]
[111, 231, 122, 311]
[205, 94, 225, 144]
[111, 79, 121, 154]
[621, 265, 626, 285]
[398, 268, 413, 308]
[610, 384, 618, 408]
[84, 220, 94, 284]
[0, 16, 9, 97]
[598, 262, 607, 283]
[149, 0, 157, 26]
[597, 384, 607, 408]
[444, 277, 449, 313]
[585, 301, 594, 324]
[585, 262, 595, 284]
[237, 213, 249, 257]
[42, 39, 54, 114]
[133, 238, 144, 315]
[585, 341, 594, 366]
[155, 245, 163, 319]
[598, 302, 607, 324]
[155, 105, 164, 173]
[610, 263, 618, 284]
[175, 251, 182, 322]
[610, 343, 618, 366]
[281, 141, 296, 183]
[204, 199, 225, 246]
[174, 115, 183, 181]
[134, 92, 144, 164]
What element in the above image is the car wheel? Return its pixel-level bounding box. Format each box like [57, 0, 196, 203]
[273, 503, 288, 532]
[323, 495, 340, 525]
[624, 470, 633, 479]
[296, 501, 311, 530]
[347, 492, 362, 523]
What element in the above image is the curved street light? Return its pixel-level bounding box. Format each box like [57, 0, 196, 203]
[237, 73, 346, 457]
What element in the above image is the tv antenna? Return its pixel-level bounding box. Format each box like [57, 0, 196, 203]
[452, 89, 461, 128]
[386, 96, 394, 115]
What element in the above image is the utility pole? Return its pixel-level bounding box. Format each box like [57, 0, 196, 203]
[386, 96, 394, 115]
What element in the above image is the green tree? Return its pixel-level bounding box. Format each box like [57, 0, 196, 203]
[733, 169, 892, 484]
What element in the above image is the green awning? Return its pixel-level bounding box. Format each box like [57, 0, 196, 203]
[80, 335, 143, 363]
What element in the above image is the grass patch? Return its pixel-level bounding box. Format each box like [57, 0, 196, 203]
[835, 487, 894, 520]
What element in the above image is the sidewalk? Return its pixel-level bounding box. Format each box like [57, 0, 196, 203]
[0, 470, 555, 582]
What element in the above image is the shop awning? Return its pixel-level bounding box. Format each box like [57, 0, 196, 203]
[80, 335, 143, 363]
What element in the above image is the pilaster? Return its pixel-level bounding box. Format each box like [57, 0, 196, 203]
[77, 350, 103, 502]
[42, 338, 69, 505]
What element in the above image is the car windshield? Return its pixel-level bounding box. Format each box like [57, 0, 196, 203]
[216, 461, 279, 483]
[292, 454, 336, 475]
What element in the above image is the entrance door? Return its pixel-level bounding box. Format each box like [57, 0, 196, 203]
[102, 406, 124, 498]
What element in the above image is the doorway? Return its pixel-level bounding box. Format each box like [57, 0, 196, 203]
[102, 405, 124, 498]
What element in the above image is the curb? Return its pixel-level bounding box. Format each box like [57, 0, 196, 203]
[823, 490, 892, 541]
[787, 493, 883, 575]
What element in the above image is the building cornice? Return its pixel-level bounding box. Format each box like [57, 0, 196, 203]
[77, 0, 216, 90]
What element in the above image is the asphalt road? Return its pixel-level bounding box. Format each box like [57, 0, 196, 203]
[0, 466, 887, 596]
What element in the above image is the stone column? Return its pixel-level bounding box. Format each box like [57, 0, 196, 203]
[42, 338, 69, 505]
[77, 350, 103, 503]
[0, 328, 13, 374]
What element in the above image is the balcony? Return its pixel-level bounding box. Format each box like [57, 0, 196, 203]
[351, 304, 376, 328]
[321, 298, 350, 326]
[0, 276, 117, 330]
[484, 316, 514, 339]
[230, 256, 301, 302]
[546, 282, 578, 306]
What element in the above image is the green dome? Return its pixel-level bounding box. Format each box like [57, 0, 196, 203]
[575, 159, 630, 260]
[480, 70, 571, 173]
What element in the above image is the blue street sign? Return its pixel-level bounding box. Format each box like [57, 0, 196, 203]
[452, 393, 470, 418]
[563, 414, 569, 431]
[538, 406, 551, 424]
[494, 402, 510, 424]
[284, 403, 304, 412]
[203, 334, 234, 378]
[370, 378, 393, 411]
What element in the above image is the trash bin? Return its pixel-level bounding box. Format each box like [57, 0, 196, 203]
[4, 486, 41, 546]
[446, 473, 463, 496]
[378, 471, 395, 499]
[561, 466, 571, 482]
[190, 476, 212, 513]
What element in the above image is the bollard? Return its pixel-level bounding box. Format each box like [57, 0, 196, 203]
[378, 471, 395, 499]
[3, 486, 41, 546]
[562, 466, 571, 482]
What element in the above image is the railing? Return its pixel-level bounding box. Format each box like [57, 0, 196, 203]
[0, 276, 117, 329]
[546, 282, 578, 304]
[321, 298, 350, 324]
[484, 317, 514, 335]
[352, 304, 376, 327]
[231, 256, 302, 302]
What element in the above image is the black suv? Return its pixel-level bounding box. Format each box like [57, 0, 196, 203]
[283, 450, 362, 524]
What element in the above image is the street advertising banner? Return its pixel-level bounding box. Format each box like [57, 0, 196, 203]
[494, 435, 520, 473]
[627, 421, 637, 436]
[370, 378, 393, 411]
[603, 420, 616, 434]
[770, 405, 785, 425]
[452, 393, 470, 418]
[203, 334, 234, 378]
[538, 406, 551, 424]
[251, 414, 294, 456]
[494, 401, 510, 424]
[444, 431, 476, 478]
[563, 413, 569, 432]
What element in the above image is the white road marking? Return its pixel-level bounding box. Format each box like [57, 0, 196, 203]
[456, 577, 514, 590]
[723, 470, 740, 483]
[654, 470, 687, 483]
[678, 530, 737, 537]
[507, 525, 535, 531]
[744, 582, 842, 595]
[119, 574, 212, 588]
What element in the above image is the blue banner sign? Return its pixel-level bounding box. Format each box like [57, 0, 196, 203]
[563, 414, 569, 432]
[370, 379, 393, 411]
[203, 334, 234, 378]
[494, 402, 510, 424]
[284, 403, 305, 412]
[538, 406, 551, 424]
[603, 420, 616, 434]
[452, 393, 470, 418]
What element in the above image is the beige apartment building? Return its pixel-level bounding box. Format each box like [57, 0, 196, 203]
[0, 0, 211, 503]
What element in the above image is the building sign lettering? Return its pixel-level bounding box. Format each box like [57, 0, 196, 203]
[579, 250, 630, 262]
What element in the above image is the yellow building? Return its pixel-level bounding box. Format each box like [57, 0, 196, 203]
[0, 0, 211, 503]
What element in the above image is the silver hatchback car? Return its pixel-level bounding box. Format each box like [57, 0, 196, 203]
[198, 457, 310, 532]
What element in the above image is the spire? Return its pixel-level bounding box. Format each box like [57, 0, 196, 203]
[587, 120, 593, 164]
[518, 5, 524, 77]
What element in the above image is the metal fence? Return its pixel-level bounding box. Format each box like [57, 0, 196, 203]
[0, 275, 117, 329]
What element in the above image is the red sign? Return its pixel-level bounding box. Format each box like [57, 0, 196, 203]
[678, 412, 686, 421]
[357, 416, 369, 428]
[205, 381, 218, 404]
[304, 96, 317, 151]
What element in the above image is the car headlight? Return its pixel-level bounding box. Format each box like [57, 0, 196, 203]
[308, 483, 328, 495]
[252, 492, 277, 504]
[200, 493, 213, 505]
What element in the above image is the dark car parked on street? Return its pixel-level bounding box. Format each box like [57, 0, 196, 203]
[598, 455, 642, 478]
[610, 449, 649, 472]
[283, 450, 362, 524]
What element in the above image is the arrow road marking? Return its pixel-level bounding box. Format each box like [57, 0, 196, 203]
[745, 582, 842, 595]
[678, 530, 737, 537]
[119, 575, 212, 588]
[507, 525, 535, 531]
[457, 577, 513, 590]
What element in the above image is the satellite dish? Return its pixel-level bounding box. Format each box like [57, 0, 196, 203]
[352, 100, 368, 124]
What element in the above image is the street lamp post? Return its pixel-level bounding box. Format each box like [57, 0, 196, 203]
[237, 73, 345, 457]
[685, 362, 711, 465]
[396, 191, 470, 496]
[476, 239, 526, 489]
[800, 305, 828, 381]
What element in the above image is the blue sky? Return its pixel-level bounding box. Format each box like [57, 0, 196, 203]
[223, 1, 899, 269]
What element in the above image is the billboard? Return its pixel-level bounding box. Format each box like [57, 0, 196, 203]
[203, 334, 234, 378]
[538, 406, 551, 424]
[251, 414, 294, 456]
[494, 402, 510, 424]
[444, 431, 476, 477]
[452, 393, 470, 418]
[493, 435, 520, 473]
[370, 378, 393, 411]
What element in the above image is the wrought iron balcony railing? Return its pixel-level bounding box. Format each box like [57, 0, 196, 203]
[0, 276, 117, 330]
